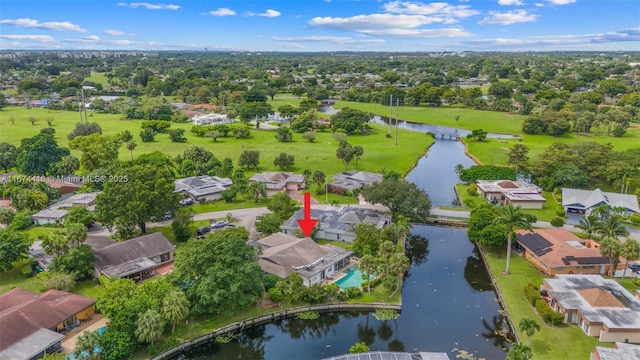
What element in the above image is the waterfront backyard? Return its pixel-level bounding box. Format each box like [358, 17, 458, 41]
[483, 247, 616, 359]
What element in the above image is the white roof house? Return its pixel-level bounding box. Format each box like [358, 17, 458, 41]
[544, 274, 640, 343]
[562, 188, 639, 216]
[192, 113, 232, 125]
[174, 176, 233, 202]
[476, 180, 546, 209]
[31, 192, 99, 225]
[592, 342, 640, 360]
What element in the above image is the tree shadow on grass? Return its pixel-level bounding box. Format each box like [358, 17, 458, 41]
[532, 338, 550, 356]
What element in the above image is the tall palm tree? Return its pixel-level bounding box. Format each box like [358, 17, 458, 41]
[596, 214, 629, 241]
[518, 317, 540, 346]
[454, 164, 464, 182]
[136, 309, 166, 346]
[600, 238, 622, 278]
[591, 203, 612, 220]
[388, 252, 410, 294]
[386, 221, 410, 245]
[162, 288, 190, 333]
[492, 204, 532, 275]
[359, 255, 377, 294]
[378, 241, 396, 279]
[506, 343, 532, 360]
[73, 330, 100, 360]
[576, 214, 600, 239]
[126, 141, 137, 160]
[620, 238, 640, 284]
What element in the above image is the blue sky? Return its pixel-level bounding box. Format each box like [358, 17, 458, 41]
[1, 0, 638, 51]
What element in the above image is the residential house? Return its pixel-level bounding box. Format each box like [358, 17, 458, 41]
[543, 274, 640, 342]
[174, 175, 233, 202]
[92, 232, 175, 281]
[476, 180, 546, 209]
[328, 171, 383, 195]
[248, 172, 306, 197]
[281, 206, 392, 243]
[0, 288, 96, 360]
[192, 113, 232, 125]
[562, 188, 640, 216]
[515, 229, 623, 276]
[31, 192, 99, 226]
[591, 342, 640, 360]
[189, 103, 217, 112]
[255, 233, 352, 286]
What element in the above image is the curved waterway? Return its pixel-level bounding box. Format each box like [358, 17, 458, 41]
[174, 106, 513, 359]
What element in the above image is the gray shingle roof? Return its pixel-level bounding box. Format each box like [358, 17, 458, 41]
[281, 206, 391, 235]
[562, 188, 639, 213]
[93, 232, 174, 277]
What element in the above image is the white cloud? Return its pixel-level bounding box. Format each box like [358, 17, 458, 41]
[383, 1, 479, 19]
[535, 3, 545, 6]
[272, 36, 385, 44]
[0, 34, 55, 42]
[547, 0, 575, 4]
[498, 0, 525, 5]
[208, 8, 236, 16]
[0, 18, 86, 32]
[103, 29, 125, 36]
[461, 28, 640, 49]
[117, 2, 180, 10]
[478, 10, 537, 25]
[259, 9, 281, 18]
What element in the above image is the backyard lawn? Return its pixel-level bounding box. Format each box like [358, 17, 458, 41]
[483, 248, 612, 360]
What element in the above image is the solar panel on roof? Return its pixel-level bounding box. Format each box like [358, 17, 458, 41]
[576, 257, 608, 265]
[562, 257, 571, 265]
[517, 233, 553, 252]
[535, 247, 553, 256]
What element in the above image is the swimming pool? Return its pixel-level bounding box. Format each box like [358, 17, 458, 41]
[335, 266, 374, 289]
[67, 326, 106, 360]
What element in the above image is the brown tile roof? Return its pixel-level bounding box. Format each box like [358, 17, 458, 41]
[0, 288, 96, 351]
[516, 229, 620, 270]
[498, 180, 518, 189]
[578, 288, 624, 308]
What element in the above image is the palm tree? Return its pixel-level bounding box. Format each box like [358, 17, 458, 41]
[492, 204, 532, 275]
[136, 309, 166, 346]
[620, 238, 640, 284]
[73, 330, 100, 360]
[596, 214, 629, 241]
[591, 203, 612, 220]
[576, 214, 600, 239]
[518, 317, 540, 346]
[506, 343, 532, 360]
[600, 238, 622, 278]
[386, 219, 411, 245]
[388, 252, 410, 294]
[245, 181, 267, 203]
[162, 288, 190, 333]
[378, 241, 396, 279]
[353, 145, 364, 169]
[312, 170, 326, 189]
[126, 141, 137, 160]
[454, 164, 464, 182]
[359, 254, 377, 294]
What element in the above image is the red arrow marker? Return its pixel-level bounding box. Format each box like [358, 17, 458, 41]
[296, 192, 317, 238]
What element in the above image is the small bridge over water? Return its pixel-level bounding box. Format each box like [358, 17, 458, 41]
[432, 131, 461, 140]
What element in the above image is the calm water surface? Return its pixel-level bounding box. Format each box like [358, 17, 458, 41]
[179, 226, 511, 360]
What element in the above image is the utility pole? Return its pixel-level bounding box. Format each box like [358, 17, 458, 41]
[76, 92, 83, 123]
[325, 180, 329, 204]
[395, 97, 399, 146]
[388, 94, 393, 135]
[81, 88, 88, 123]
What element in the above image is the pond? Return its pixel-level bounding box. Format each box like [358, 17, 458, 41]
[177, 226, 511, 360]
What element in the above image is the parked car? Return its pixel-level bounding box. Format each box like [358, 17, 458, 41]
[180, 198, 195, 206]
[193, 226, 211, 239]
[628, 263, 640, 271]
[151, 211, 172, 222]
[211, 220, 229, 229]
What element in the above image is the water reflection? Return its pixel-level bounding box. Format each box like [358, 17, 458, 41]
[276, 312, 341, 340]
[405, 233, 429, 267]
[464, 246, 494, 292]
[481, 315, 514, 349]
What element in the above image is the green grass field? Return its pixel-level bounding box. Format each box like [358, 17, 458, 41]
[0, 106, 433, 177]
[84, 72, 109, 85]
[330, 100, 640, 166]
[483, 248, 610, 360]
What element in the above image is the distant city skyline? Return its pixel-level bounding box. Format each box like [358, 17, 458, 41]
[1, 0, 638, 52]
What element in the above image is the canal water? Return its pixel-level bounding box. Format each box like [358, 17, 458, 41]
[176, 108, 514, 360]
